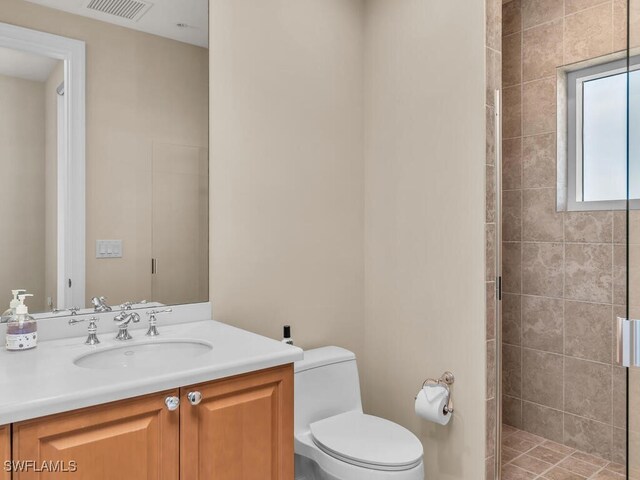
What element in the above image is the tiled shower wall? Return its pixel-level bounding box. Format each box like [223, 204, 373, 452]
[486, 0, 502, 477]
[500, 0, 629, 463]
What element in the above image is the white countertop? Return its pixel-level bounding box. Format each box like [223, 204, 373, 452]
[0, 319, 303, 425]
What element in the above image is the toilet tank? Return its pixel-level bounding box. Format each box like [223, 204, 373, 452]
[294, 346, 363, 434]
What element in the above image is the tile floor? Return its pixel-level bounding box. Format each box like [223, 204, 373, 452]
[501, 425, 629, 479]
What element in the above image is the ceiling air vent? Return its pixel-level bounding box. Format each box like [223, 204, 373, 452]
[84, 0, 153, 22]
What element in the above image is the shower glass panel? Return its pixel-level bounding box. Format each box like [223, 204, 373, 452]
[629, 1, 640, 477]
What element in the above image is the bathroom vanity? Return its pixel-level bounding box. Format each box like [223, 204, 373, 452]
[0, 314, 303, 479]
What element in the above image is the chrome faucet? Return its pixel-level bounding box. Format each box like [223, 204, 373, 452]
[145, 308, 172, 336]
[69, 316, 100, 345]
[114, 309, 140, 340]
[91, 296, 112, 313]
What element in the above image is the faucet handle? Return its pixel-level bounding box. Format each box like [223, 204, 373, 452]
[69, 316, 100, 345]
[145, 308, 172, 337]
[53, 306, 81, 316]
[120, 300, 148, 311]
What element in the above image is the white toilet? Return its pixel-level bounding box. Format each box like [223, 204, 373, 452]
[294, 347, 424, 480]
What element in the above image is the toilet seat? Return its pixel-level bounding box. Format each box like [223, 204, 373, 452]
[309, 411, 423, 472]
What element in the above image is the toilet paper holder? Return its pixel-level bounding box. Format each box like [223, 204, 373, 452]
[419, 371, 455, 414]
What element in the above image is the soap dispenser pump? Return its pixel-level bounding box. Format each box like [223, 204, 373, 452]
[1, 289, 27, 323]
[5, 293, 37, 351]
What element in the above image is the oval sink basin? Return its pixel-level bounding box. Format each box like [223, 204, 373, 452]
[74, 340, 213, 370]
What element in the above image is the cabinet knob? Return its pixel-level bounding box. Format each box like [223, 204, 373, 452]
[187, 391, 202, 406]
[165, 396, 180, 411]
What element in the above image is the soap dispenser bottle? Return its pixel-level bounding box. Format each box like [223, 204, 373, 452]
[5, 294, 37, 351]
[1, 289, 26, 323]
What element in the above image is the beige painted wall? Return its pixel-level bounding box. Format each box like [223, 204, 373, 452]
[362, 1, 487, 478]
[0, 73, 46, 312]
[1, 0, 208, 310]
[210, 0, 487, 478]
[210, 0, 366, 357]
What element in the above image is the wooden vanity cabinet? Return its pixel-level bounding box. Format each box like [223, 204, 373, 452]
[12, 390, 180, 480]
[10, 365, 294, 480]
[1, 425, 10, 480]
[180, 364, 294, 480]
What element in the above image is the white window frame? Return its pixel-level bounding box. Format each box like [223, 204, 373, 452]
[565, 56, 639, 211]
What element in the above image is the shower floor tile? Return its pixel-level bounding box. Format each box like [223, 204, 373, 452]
[500, 426, 626, 480]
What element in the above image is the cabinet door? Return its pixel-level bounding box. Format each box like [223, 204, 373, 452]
[13, 390, 179, 480]
[1, 425, 9, 480]
[181, 365, 294, 480]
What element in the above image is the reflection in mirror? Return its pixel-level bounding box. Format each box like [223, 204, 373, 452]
[0, 47, 64, 314]
[0, 0, 208, 317]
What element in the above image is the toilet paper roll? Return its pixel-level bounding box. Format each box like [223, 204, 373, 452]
[415, 386, 451, 425]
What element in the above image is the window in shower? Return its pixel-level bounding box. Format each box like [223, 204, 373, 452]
[565, 56, 640, 210]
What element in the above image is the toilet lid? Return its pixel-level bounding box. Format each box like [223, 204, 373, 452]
[310, 411, 423, 471]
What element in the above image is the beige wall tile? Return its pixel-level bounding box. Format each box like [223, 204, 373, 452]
[504, 85, 523, 138]
[613, 211, 626, 244]
[487, 0, 502, 51]
[504, 189, 523, 241]
[522, 295, 563, 353]
[523, 77, 556, 136]
[522, 348, 563, 409]
[564, 3, 614, 65]
[487, 223, 497, 281]
[488, 339, 497, 399]
[613, 245, 627, 306]
[565, 211, 614, 243]
[487, 106, 496, 166]
[503, 293, 523, 345]
[564, 414, 613, 460]
[504, 395, 524, 428]
[566, 0, 612, 15]
[504, 343, 523, 397]
[503, 33, 523, 87]
[612, 367, 627, 429]
[522, 401, 564, 443]
[504, 242, 523, 293]
[628, 0, 640, 50]
[612, 427, 627, 466]
[522, 133, 556, 188]
[522, 0, 564, 29]
[487, 164, 497, 223]
[487, 397, 497, 457]
[564, 300, 613, 363]
[487, 48, 502, 107]
[613, 0, 628, 52]
[565, 357, 613, 423]
[523, 188, 564, 241]
[503, 138, 523, 190]
[565, 243, 613, 303]
[503, 0, 522, 36]
[487, 282, 497, 340]
[523, 19, 563, 82]
[522, 242, 564, 297]
[486, 456, 496, 479]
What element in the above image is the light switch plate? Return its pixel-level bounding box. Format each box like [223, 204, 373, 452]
[96, 240, 123, 259]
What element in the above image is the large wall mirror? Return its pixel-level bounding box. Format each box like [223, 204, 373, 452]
[0, 0, 209, 317]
